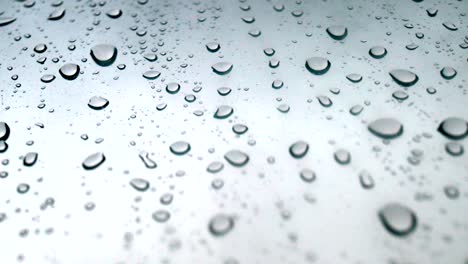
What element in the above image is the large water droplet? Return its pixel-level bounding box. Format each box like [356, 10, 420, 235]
[130, 178, 150, 192]
[82, 152, 106, 170]
[305, 57, 330, 75]
[88, 96, 109, 110]
[0, 17, 16, 26]
[152, 210, 170, 223]
[214, 105, 233, 119]
[0, 122, 10, 141]
[378, 203, 417, 237]
[166, 82, 180, 94]
[224, 150, 249, 167]
[142, 70, 161, 80]
[289, 141, 309, 159]
[440, 66, 457, 80]
[368, 118, 403, 139]
[106, 9, 122, 19]
[369, 46, 387, 59]
[389, 69, 418, 87]
[48, 8, 65, 20]
[23, 152, 38, 166]
[90, 44, 117, 66]
[437, 117, 467, 140]
[211, 62, 233, 75]
[59, 63, 80, 80]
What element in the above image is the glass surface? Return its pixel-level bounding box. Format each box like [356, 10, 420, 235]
[0, 0, 467, 263]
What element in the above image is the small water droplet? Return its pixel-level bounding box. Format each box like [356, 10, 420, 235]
[23, 152, 38, 166]
[224, 150, 249, 167]
[289, 141, 309, 159]
[82, 152, 106, 170]
[169, 141, 191, 155]
[326, 25, 348, 40]
[129, 178, 150, 192]
[214, 105, 233, 119]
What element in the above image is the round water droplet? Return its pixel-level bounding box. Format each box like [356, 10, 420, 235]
[23, 152, 38, 166]
[90, 44, 117, 66]
[211, 62, 233, 75]
[369, 46, 387, 58]
[389, 69, 418, 87]
[445, 142, 464, 156]
[48, 8, 65, 20]
[88, 96, 109, 110]
[326, 25, 348, 40]
[59, 63, 80, 80]
[438, 117, 467, 140]
[17, 183, 30, 194]
[305, 57, 331, 75]
[106, 9, 122, 19]
[82, 152, 105, 170]
[392, 90, 409, 101]
[299, 168, 316, 183]
[224, 150, 249, 167]
[277, 104, 290, 113]
[166, 82, 180, 94]
[40, 74, 55, 83]
[214, 105, 233, 119]
[346, 73, 362, 83]
[232, 124, 248, 135]
[130, 178, 150, 192]
[440, 66, 457, 80]
[34, 43, 47, 53]
[169, 141, 191, 155]
[272, 79, 284, 89]
[217, 87, 231, 96]
[359, 170, 375, 189]
[0, 122, 10, 141]
[208, 214, 234, 237]
[368, 118, 403, 139]
[142, 70, 161, 80]
[349, 105, 363, 115]
[378, 203, 417, 237]
[289, 141, 309, 159]
[0, 141, 8, 153]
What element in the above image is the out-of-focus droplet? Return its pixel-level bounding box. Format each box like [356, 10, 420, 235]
[129, 178, 150, 192]
[207, 161, 224, 173]
[208, 214, 235, 237]
[224, 150, 249, 167]
[214, 105, 233, 119]
[299, 168, 316, 183]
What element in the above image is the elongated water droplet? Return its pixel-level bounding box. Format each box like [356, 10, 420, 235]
[40, 74, 55, 83]
[106, 9, 122, 19]
[224, 150, 249, 167]
[317, 95, 332, 107]
[334, 149, 351, 165]
[130, 178, 150, 192]
[82, 152, 105, 170]
[442, 22, 457, 31]
[142, 70, 160, 80]
[389, 69, 418, 87]
[378, 203, 417, 237]
[214, 105, 233, 119]
[359, 170, 375, 189]
[23, 152, 38, 166]
[0, 17, 16, 26]
[350, 105, 363, 115]
[211, 62, 233, 75]
[368, 118, 403, 139]
[438, 117, 467, 140]
[143, 53, 157, 62]
[139, 151, 157, 168]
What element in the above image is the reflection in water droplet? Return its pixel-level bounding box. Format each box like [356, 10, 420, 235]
[208, 214, 235, 237]
[224, 150, 249, 167]
[82, 152, 106, 170]
[169, 141, 191, 155]
[305, 57, 331, 75]
[389, 69, 418, 87]
[368, 118, 403, 139]
[378, 203, 417, 237]
[289, 141, 309, 159]
[90, 44, 117, 66]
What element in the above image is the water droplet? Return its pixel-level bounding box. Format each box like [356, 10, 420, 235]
[90, 44, 117, 66]
[442, 22, 457, 31]
[88, 96, 109, 110]
[305, 57, 331, 75]
[346, 73, 362, 83]
[317, 95, 332, 107]
[217, 87, 231, 96]
[152, 210, 170, 223]
[106, 9, 122, 19]
[368, 118, 403, 139]
[142, 70, 161, 80]
[23, 152, 38, 167]
[143, 53, 157, 62]
[206, 42, 220, 52]
[232, 124, 248, 135]
[169, 141, 191, 155]
[378, 203, 417, 237]
[214, 105, 233, 119]
[59, 63, 80, 80]
[40, 74, 55, 83]
[0, 122, 10, 141]
[129, 178, 150, 192]
[389, 69, 418, 87]
[426, 8, 438, 17]
[445, 142, 464, 156]
[0, 141, 8, 153]
[438, 117, 467, 140]
[326, 25, 348, 40]
[349, 105, 363, 115]
[48, 8, 65, 20]
[334, 149, 351, 165]
[369, 46, 387, 58]
[17, 183, 30, 194]
[0, 17, 16, 26]
[139, 151, 157, 168]
[277, 104, 290, 113]
[359, 170, 375, 189]
[166, 82, 180, 94]
[34, 43, 47, 53]
[207, 161, 224, 173]
[443, 186, 460, 199]
[208, 214, 234, 237]
[440, 66, 457, 79]
[224, 150, 249, 167]
[299, 169, 316, 183]
[272, 79, 284, 89]
[211, 62, 233, 75]
[263, 48, 275, 56]
[289, 141, 309, 159]
[392, 90, 409, 101]
[82, 152, 105, 170]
